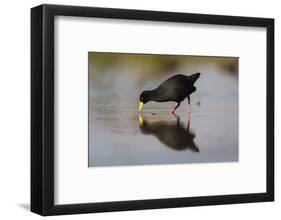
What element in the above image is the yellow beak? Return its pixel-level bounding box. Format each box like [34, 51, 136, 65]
[139, 101, 144, 112]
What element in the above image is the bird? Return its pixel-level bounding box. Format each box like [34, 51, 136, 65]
[139, 73, 200, 114]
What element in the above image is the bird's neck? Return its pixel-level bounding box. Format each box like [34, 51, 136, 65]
[146, 89, 159, 101]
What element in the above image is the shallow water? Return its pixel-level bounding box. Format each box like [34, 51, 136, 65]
[89, 64, 238, 167]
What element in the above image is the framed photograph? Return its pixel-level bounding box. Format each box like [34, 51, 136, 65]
[31, 4, 274, 216]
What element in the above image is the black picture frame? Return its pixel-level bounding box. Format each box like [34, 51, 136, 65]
[31, 4, 274, 216]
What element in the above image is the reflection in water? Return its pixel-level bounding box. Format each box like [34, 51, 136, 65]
[139, 114, 199, 152]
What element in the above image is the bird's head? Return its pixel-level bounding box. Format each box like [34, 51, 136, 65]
[139, 90, 151, 112]
[189, 72, 201, 84]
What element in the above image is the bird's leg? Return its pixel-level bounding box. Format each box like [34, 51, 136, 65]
[187, 96, 191, 121]
[187, 96, 191, 113]
[171, 111, 180, 122]
[170, 102, 180, 114]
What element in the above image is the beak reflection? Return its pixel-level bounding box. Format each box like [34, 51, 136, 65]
[139, 114, 144, 127]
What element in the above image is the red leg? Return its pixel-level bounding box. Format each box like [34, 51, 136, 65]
[170, 102, 180, 114]
[187, 96, 191, 113]
[187, 96, 191, 121]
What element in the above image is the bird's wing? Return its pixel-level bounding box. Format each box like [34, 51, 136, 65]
[156, 75, 193, 101]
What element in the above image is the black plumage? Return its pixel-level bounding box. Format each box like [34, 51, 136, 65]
[139, 73, 200, 113]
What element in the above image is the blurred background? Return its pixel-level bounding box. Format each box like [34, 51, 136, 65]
[88, 52, 238, 167]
